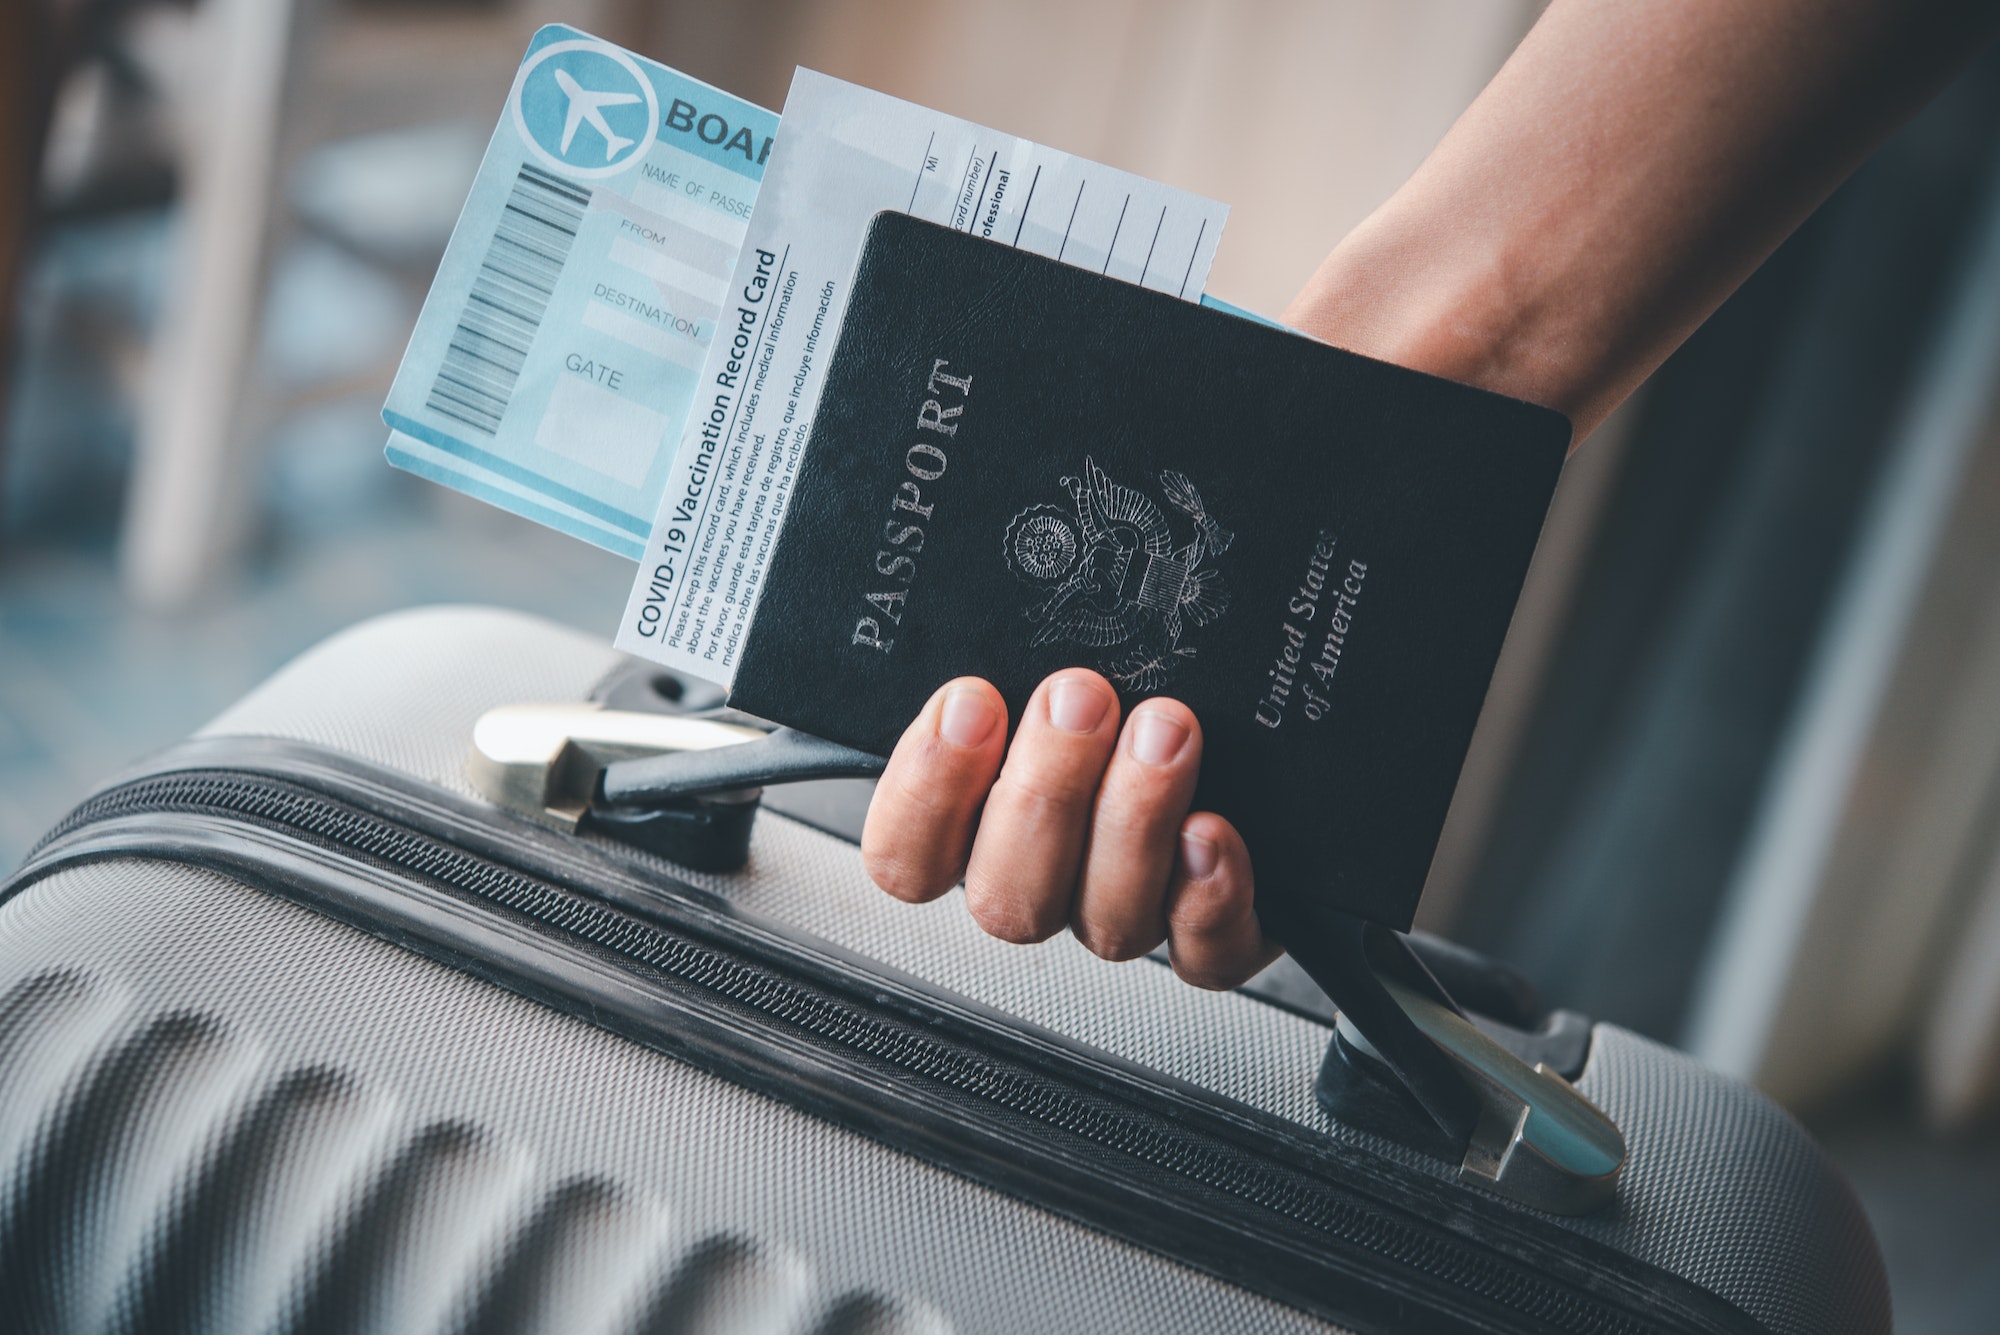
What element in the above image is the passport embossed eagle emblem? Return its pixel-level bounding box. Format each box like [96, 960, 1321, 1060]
[1004, 457, 1234, 691]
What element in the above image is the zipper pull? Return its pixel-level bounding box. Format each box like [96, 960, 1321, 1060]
[1291, 915, 1626, 1215]
[1377, 973, 1624, 1215]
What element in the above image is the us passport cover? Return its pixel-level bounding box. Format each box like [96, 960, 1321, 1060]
[729, 211, 1569, 934]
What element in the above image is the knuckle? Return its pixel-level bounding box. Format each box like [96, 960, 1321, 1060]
[860, 839, 952, 903]
[1170, 953, 1241, 990]
[1073, 919, 1159, 962]
[1175, 966, 1233, 991]
[993, 763, 1098, 815]
[1090, 799, 1177, 846]
[886, 771, 953, 825]
[1096, 765, 1195, 839]
[1167, 867, 1247, 937]
[967, 896, 1059, 944]
[964, 872, 1066, 944]
[1007, 732, 1116, 804]
[895, 742, 983, 810]
[1071, 869, 1168, 962]
[1166, 890, 1219, 937]
[862, 846, 939, 903]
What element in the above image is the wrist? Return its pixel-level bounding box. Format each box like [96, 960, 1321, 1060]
[1281, 203, 1590, 435]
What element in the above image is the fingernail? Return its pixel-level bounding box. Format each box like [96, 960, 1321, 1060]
[1180, 830, 1219, 880]
[938, 685, 998, 749]
[1129, 710, 1189, 766]
[1047, 678, 1111, 734]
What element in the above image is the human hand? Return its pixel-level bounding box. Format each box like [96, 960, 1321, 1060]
[860, 669, 1279, 988]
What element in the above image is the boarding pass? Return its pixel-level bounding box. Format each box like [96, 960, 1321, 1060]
[383, 29, 1229, 671]
[381, 26, 777, 558]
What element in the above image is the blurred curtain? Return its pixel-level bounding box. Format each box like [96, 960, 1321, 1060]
[610, 0, 1537, 317]
[1452, 43, 2000, 1113]
[1, 0, 72, 521]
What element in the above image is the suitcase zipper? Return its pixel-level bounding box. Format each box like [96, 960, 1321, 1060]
[18, 758, 1756, 1335]
[477, 697, 1628, 1221]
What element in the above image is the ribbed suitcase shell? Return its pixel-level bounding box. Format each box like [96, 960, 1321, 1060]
[0, 606, 1890, 1334]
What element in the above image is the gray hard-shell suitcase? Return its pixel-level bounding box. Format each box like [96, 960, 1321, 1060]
[1, 605, 1890, 1334]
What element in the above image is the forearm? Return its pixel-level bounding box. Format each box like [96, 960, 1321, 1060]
[1284, 0, 2000, 440]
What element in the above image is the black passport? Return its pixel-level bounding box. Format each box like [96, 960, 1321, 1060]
[730, 212, 1569, 936]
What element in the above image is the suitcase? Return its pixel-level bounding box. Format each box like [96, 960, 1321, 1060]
[1, 605, 1890, 1334]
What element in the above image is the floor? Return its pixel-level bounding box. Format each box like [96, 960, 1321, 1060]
[0, 492, 630, 862]
[1813, 1077, 2000, 1331]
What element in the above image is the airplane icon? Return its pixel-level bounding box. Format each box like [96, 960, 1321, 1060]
[555, 68, 642, 160]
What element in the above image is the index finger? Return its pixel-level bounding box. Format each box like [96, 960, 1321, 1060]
[861, 678, 1008, 903]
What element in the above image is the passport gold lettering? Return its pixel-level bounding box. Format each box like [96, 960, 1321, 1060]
[928, 358, 973, 396]
[851, 357, 974, 654]
[916, 399, 962, 436]
[1255, 622, 1309, 729]
[1256, 532, 1341, 728]
[1299, 558, 1367, 721]
[1287, 532, 1337, 619]
[891, 481, 933, 518]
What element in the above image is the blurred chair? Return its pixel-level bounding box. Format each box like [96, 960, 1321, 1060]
[113, 0, 637, 608]
[1684, 151, 2000, 1118]
[0, 0, 87, 525]
[0, 0, 302, 597]
[120, 0, 299, 609]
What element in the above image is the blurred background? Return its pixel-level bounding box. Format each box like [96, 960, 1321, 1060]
[4, 0, 2000, 1326]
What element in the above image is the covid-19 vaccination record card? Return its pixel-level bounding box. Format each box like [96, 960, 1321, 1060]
[614, 67, 1228, 684]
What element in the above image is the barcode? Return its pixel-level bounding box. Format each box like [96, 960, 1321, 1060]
[425, 164, 590, 435]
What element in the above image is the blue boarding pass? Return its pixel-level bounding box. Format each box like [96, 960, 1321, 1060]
[382, 26, 777, 559]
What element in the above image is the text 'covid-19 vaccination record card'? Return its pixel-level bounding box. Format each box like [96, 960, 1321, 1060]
[613, 68, 1229, 687]
[382, 26, 777, 559]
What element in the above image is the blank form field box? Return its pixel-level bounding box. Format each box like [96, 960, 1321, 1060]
[534, 374, 669, 488]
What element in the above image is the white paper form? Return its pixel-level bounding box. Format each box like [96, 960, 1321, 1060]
[616, 68, 1229, 685]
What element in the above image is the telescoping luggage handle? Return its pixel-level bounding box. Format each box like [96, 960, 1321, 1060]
[466, 702, 886, 871]
[467, 701, 1625, 1215]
